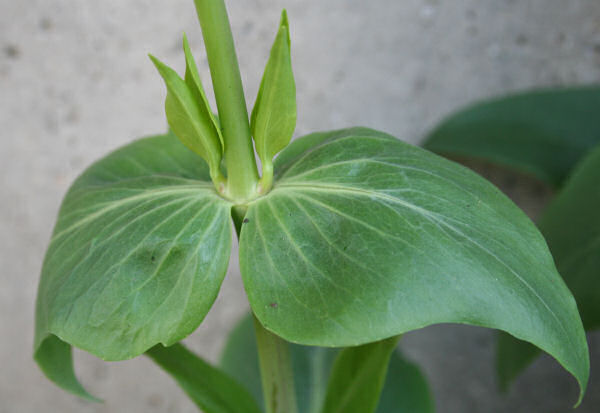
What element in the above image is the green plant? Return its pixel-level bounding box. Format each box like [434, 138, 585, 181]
[34, 1, 591, 412]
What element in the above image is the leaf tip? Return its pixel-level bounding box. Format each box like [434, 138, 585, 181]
[279, 10, 290, 45]
[148, 53, 165, 72]
[573, 375, 588, 408]
[182, 32, 192, 55]
[280, 9, 289, 28]
[148, 54, 181, 86]
[34, 335, 103, 403]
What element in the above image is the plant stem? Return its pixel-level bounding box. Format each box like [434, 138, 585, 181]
[194, 0, 259, 202]
[253, 315, 298, 413]
[231, 206, 297, 413]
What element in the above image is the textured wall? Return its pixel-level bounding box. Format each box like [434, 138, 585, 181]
[1, 0, 599, 411]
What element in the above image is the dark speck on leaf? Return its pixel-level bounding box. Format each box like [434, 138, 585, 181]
[269, 302, 278, 308]
[151, 255, 156, 262]
[243, 218, 249, 223]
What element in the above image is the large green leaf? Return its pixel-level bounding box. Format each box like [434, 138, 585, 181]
[220, 314, 433, 413]
[239, 127, 589, 402]
[497, 144, 600, 389]
[146, 343, 262, 413]
[320, 336, 399, 413]
[251, 10, 296, 172]
[34, 132, 233, 397]
[422, 86, 600, 187]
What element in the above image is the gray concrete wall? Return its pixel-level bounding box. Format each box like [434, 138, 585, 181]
[1, 0, 599, 411]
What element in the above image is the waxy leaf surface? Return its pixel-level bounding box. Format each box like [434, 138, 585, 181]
[34, 133, 232, 396]
[220, 314, 432, 413]
[251, 10, 296, 167]
[147, 343, 262, 413]
[423, 86, 600, 187]
[497, 144, 600, 389]
[239, 127, 589, 402]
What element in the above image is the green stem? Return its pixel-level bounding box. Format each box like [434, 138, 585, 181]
[253, 315, 298, 413]
[194, 0, 259, 202]
[231, 206, 297, 413]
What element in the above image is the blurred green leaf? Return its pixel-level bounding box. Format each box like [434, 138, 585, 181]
[320, 336, 399, 413]
[497, 144, 600, 389]
[377, 348, 434, 413]
[423, 86, 600, 187]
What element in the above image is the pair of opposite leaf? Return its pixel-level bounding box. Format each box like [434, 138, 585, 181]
[33, 5, 590, 409]
[151, 11, 295, 197]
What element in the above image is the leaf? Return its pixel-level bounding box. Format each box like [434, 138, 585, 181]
[182, 33, 225, 152]
[539, 144, 600, 330]
[239, 127, 589, 403]
[34, 335, 99, 402]
[220, 314, 433, 413]
[497, 143, 600, 389]
[150, 54, 223, 177]
[34, 132, 233, 397]
[320, 336, 399, 413]
[146, 343, 263, 413]
[422, 86, 600, 187]
[376, 349, 434, 413]
[496, 333, 540, 391]
[251, 10, 296, 170]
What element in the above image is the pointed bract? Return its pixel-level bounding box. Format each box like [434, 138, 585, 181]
[150, 54, 223, 183]
[251, 10, 296, 188]
[182, 34, 225, 152]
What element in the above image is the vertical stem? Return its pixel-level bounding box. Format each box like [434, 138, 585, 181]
[194, 3, 295, 405]
[253, 315, 299, 413]
[194, 0, 259, 202]
[231, 206, 297, 413]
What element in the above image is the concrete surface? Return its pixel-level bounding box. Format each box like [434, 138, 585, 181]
[1, 0, 600, 411]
